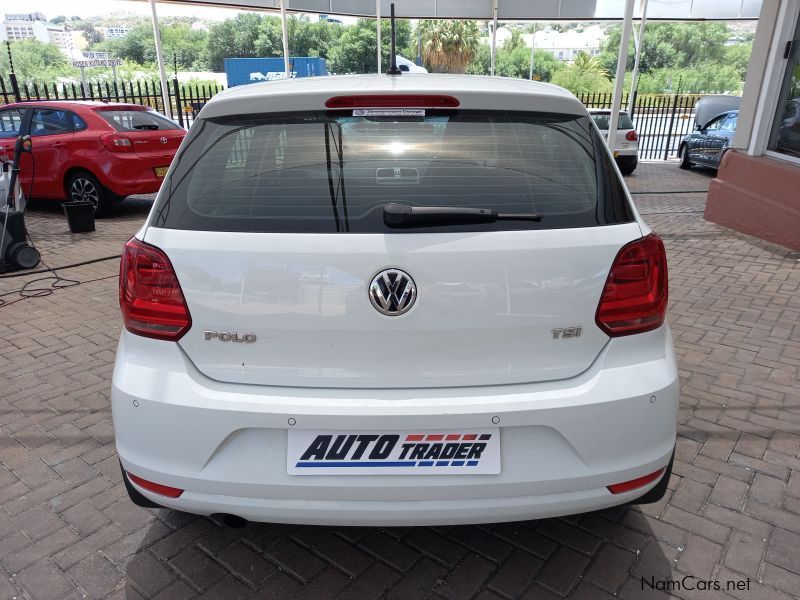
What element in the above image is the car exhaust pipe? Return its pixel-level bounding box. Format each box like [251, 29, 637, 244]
[220, 514, 248, 529]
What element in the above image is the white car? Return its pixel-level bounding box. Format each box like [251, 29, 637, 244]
[113, 74, 678, 526]
[589, 109, 639, 174]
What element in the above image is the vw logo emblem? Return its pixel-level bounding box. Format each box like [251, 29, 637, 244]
[160, 136, 168, 144]
[369, 269, 417, 316]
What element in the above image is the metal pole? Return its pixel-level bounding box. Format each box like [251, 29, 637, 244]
[528, 23, 536, 80]
[628, 0, 648, 116]
[416, 20, 422, 66]
[376, 0, 381, 73]
[149, 0, 172, 118]
[490, 0, 499, 76]
[607, 0, 635, 148]
[280, 0, 290, 77]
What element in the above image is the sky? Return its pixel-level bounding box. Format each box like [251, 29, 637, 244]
[3, 0, 315, 22]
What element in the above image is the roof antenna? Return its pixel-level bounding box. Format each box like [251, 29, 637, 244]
[386, 3, 402, 75]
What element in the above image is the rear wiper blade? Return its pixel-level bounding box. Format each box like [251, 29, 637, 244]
[133, 124, 159, 130]
[383, 203, 543, 228]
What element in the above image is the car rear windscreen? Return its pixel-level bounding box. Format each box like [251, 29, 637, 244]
[98, 110, 181, 132]
[151, 110, 633, 233]
[591, 113, 635, 130]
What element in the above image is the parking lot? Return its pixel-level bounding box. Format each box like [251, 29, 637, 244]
[1, 162, 799, 600]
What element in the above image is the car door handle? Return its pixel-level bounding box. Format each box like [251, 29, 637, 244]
[53, 142, 66, 147]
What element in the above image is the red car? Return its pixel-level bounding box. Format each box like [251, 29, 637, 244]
[0, 101, 185, 214]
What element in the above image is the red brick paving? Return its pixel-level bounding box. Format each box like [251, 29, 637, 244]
[0, 162, 798, 599]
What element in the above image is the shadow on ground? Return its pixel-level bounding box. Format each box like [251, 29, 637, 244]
[121, 506, 673, 599]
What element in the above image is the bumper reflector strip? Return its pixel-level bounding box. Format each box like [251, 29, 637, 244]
[127, 472, 184, 498]
[607, 468, 665, 494]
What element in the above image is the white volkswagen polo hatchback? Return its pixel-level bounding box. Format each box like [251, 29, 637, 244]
[112, 74, 678, 526]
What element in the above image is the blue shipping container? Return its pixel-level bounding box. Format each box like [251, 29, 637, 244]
[224, 57, 328, 87]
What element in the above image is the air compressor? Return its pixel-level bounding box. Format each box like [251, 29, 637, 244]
[1, 134, 40, 273]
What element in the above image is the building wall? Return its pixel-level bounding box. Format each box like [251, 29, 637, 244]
[705, 0, 800, 250]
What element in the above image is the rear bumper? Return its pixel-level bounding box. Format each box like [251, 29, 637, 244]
[99, 153, 173, 197]
[112, 326, 679, 526]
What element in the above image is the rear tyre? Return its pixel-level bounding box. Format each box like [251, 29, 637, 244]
[678, 145, 692, 170]
[120, 461, 165, 509]
[66, 171, 112, 217]
[629, 451, 674, 505]
[616, 156, 638, 175]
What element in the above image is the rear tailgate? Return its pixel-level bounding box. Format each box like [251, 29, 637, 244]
[145, 224, 641, 388]
[143, 104, 640, 389]
[94, 107, 184, 161]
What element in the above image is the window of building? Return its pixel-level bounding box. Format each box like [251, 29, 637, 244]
[768, 11, 800, 159]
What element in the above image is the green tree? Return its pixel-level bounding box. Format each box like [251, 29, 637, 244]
[0, 39, 75, 84]
[288, 16, 344, 59]
[598, 22, 730, 75]
[420, 20, 480, 73]
[327, 18, 412, 74]
[725, 43, 753, 80]
[571, 50, 607, 76]
[496, 47, 561, 81]
[551, 52, 612, 94]
[205, 13, 263, 71]
[97, 22, 208, 71]
[466, 43, 491, 75]
[632, 65, 743, 94]
[551, 69, 612, 94]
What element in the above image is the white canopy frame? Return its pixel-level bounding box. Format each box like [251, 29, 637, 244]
[144, 0, 759, 124]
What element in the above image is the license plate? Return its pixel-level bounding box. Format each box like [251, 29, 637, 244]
[154, 166, 169, 177]
[287, 428, 501, 475]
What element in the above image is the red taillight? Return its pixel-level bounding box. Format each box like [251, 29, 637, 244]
[119, 237, 191, 341]
[325, 94, 460, 109]
[595, 234, 668, 337]
[127, 472, 184, 498]
[101, 133, 133, 152]
[607, 468, 665, 494]
[626, 130, 638, 141]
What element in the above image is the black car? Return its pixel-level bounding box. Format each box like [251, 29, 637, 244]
[679, 109, 738, 170]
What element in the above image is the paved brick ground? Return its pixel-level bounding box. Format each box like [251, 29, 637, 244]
[1, 162, 799, 599]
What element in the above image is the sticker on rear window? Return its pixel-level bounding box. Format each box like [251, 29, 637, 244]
[353, 108, 425, 117]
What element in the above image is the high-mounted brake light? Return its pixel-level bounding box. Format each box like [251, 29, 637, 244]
[119, 237, 191, 341]
[325, 95, 460, 109]
[607, 468, 665, 494]
[595, 234, 668, 337]
[127, 472, 184, 498]
[626, 130, 638, 141]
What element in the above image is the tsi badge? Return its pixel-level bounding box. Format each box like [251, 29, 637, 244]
[204, 331, 257, 343]
[551, 326, 582, 339]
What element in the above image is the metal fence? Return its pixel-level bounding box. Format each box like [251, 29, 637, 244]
[0, 75, 223, 130]
[1, 76, 701, 160]
[577, 92, 702, 160]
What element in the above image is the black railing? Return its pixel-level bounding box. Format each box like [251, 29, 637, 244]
[1, 77, 701, 160]
[1, 75, 223, 130]
[577, 91, 702, 160]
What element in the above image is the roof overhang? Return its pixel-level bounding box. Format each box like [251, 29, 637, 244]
[147, 0, 762, 20]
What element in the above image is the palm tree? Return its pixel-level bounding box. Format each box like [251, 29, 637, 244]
[420, 20, 480, 74]
[571, 51, 608, 77]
